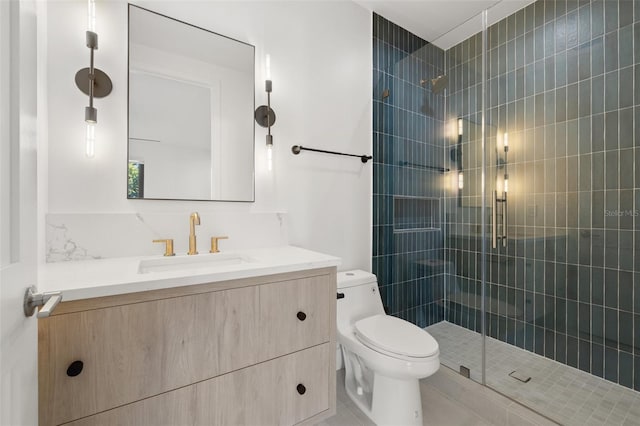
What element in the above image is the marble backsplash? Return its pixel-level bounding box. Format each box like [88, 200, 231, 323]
[46, 211, 288, 263]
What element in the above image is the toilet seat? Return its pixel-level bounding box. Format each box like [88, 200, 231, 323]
[354, 314, 439, 360]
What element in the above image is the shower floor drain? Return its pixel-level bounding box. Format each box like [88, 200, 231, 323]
[509, 370, 531, 383]
[459, 365, 470, 378]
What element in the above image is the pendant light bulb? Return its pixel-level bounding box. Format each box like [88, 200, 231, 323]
[267, 143, 273, 172]
[266, 134, 273, 172]
[86, 122, 95, 158]
[265, 54, 271, 81]
[87, 0, 96, 32]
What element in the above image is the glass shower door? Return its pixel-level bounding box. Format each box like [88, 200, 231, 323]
[482, 2, 639, 424]
[428, 10, 489, 386]
[431, 1, 639, 424]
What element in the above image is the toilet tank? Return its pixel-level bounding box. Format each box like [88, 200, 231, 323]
[337, 270, 385, 332]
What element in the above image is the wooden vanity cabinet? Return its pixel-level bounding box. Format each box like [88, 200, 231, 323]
[38, 267, 337, 426]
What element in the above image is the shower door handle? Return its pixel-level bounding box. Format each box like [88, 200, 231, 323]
[492, 190, 507, 249]
[492, 191, 497, 249]
[502, 192, 507, 247]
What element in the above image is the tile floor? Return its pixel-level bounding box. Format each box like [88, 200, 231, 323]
[319, 365, 555, 426]
[426, 322, 640, 426]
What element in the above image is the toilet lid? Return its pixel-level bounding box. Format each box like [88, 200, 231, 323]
[354, 314, 439, 358]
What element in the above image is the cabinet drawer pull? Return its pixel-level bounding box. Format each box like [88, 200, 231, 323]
[296, 383, 306, 395]
[67, 360, 84, 377]
[296, 311, 307, 321]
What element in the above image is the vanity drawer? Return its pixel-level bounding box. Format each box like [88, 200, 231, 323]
[66, 343, 332, 426]
[258, 273, 333, 358]
[39, 273, 334, 426]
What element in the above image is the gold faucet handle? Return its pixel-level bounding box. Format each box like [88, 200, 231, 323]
[153, 239, 175, 257]
[210, 236, 229, 253]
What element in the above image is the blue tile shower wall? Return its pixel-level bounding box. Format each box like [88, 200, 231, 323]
[372, 13, 447, 327]
[444, 0, 640, 391]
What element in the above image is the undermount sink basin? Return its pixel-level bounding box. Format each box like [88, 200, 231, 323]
[138, 253, 254, 274]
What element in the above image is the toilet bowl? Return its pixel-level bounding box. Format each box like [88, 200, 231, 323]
[337, 270, 440, 426]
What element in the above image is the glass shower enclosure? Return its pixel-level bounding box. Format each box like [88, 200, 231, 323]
[373, 1, 639, 424]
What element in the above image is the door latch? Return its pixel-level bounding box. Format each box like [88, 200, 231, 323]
[23, 286, 62, 318]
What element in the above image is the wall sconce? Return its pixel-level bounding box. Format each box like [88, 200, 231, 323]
[255, 54, 276, 171]
[75, 0, 112, 158]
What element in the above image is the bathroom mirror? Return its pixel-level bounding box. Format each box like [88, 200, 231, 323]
[128, 5, 255, 201]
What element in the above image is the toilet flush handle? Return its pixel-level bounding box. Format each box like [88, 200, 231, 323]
[337, 293, 345, 299]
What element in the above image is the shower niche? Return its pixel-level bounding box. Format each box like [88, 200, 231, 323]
[393, 197, 440, 232]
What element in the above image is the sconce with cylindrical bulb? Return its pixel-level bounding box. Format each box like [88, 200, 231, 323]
[255, 54, 276, 171]
[75, 0, 112, 159]
[458, 171, 464, 189]
[458, 118, 463, 136]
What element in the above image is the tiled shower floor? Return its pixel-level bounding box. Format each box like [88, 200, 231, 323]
[426, 322, 640, 425]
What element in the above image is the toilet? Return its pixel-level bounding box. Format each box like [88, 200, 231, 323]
[337, 270, 440, 426]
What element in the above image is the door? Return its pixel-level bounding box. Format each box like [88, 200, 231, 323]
[1, 0, 39, 424]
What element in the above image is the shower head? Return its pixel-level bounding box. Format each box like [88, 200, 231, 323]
[431, 75, 448, 93]
[420, 75, 448, 94]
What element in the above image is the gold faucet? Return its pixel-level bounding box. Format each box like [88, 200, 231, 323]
[209, 236, 228, 253]
[153, 239, 175, 256]
[188, 212, 200, 255]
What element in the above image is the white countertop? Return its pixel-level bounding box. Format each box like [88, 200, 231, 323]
[39, 245, 341, 302]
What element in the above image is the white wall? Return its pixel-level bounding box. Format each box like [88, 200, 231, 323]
[44, 1, 372, 271]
